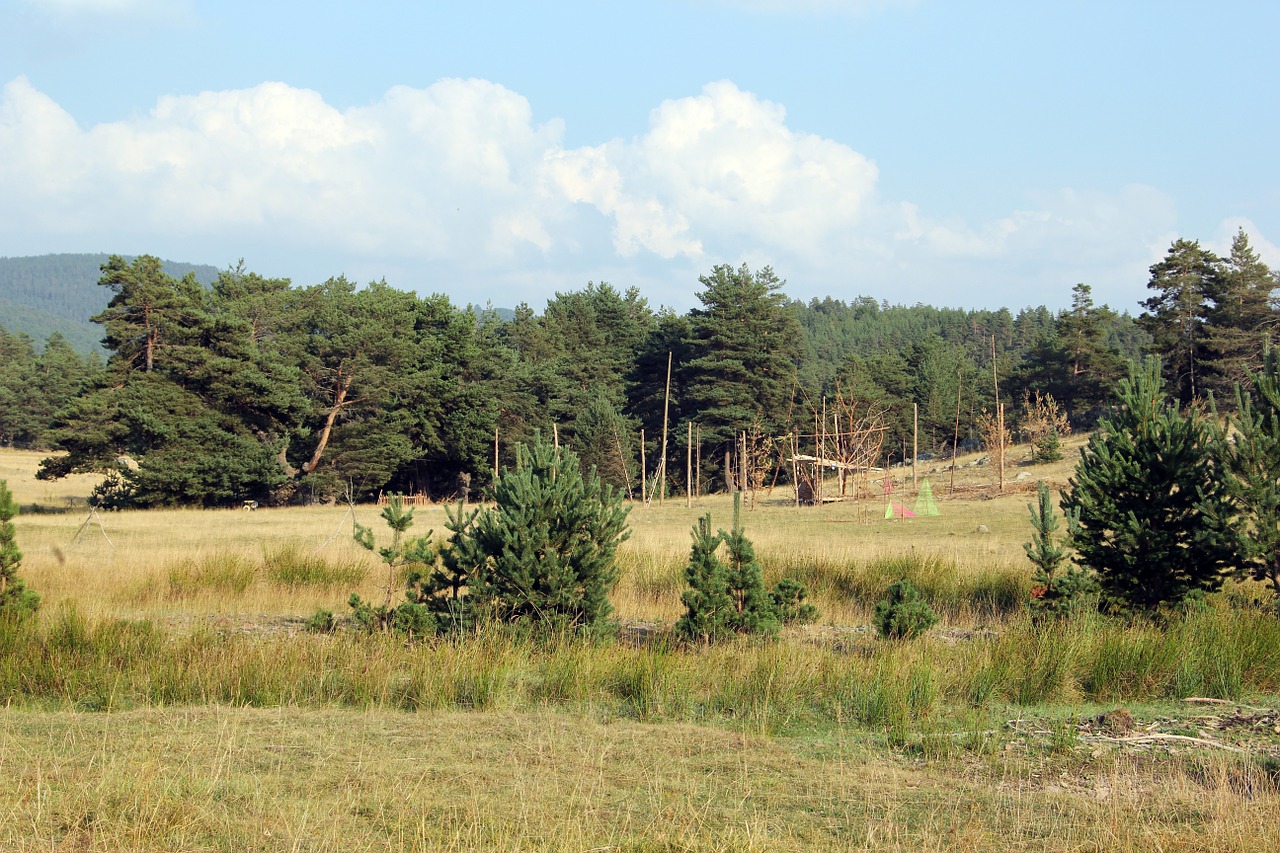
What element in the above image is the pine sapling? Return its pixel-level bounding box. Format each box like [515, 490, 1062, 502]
[0, 481, 38, 617]
[721, 492, 779, 636]
[675, 514, 732, 642]
[349, 497, 436, 635]
[873, 578, 937, 640]
[1024, 479, 1096, 617]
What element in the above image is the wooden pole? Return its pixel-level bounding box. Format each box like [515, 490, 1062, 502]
[640, 428, 648, 505]
[552, 422, 559, 451]
[740, 431, 749, 507]
[659, 351, 672, 504]
[791, 432, 800, 508]
[998, 402, 1006, 494]
[493, 423, 499, 483]
[950, 372, 962, 496]
[814, 408, 821, 505]
[686, 420, 692, 509]
[912, 402, 919, 492]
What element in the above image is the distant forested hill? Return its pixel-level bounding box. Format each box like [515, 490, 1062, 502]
[0, 253, 219, 353]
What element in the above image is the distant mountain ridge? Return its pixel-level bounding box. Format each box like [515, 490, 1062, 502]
[0, 253, 220, 354]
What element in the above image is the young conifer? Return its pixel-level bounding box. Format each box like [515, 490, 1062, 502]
[1063, 359, 1241, 612]
[675, 514, 733, 642]
[0, 480, 39, 616]
[469, 436, 630, 629]
[721, 492, 779, 636]
[1024, 479, 1095, 617]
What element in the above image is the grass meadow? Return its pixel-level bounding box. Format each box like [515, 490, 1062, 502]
[2, 442, 1280, 851]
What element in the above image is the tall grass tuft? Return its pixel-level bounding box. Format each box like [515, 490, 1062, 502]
[263, 544, 367, 589]
[166, 552, 257, 599]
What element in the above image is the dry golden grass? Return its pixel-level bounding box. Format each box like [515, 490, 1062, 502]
[3, 440, 1280, 852]
[3, 440, 1089, 626]
[1, 706, 1277, 852]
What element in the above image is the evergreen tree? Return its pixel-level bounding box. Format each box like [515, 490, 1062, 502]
[94, 254, 206, 376]
[1203, 229, 1277, 400]
[674, 514, 734, 642]
[1062, 359, 1241, 612]
[681, 264, 802, 486]
[0, 481, 38, 616]
[1023, 479, 1095, 617]
[348, 497, 437, 636]
[1138, 240, 1224, 406]
[469, 437, 630, 628]
[1218, 341, 1280, 610]
[721, 492, 780, 636]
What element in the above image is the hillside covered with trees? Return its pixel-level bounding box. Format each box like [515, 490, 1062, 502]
[0, 253, 219, 355]
[3, 231, 1275, 509]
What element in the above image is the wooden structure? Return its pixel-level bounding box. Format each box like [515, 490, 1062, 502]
[377, 492, 432, 507]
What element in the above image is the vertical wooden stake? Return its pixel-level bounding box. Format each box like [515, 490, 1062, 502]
[552, 422, 559, 451]
[998, 402, 1006, 494]
[493, 423, 499, 483]
[640, 428, 648, 506]
[659, 351, 672, 505]
[695, 424, 701, 498]
[950, 372, 962, 496]
[912, 402, 919, 492]
[686, 420, 692, 509]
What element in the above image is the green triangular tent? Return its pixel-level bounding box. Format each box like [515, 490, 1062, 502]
[913, 478, 940, 516]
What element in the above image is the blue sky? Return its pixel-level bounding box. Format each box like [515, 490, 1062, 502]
[1, 0, 1276, 314]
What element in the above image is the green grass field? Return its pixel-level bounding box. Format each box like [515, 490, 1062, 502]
[2, 443, 1279, 851]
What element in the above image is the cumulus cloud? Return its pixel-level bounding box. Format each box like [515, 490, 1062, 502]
[0, 73, 1260, 311]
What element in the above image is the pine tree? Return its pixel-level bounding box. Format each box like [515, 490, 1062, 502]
[681, 264, 801, 486]
[674, 515, 734, 642]
[1023, 479, 1095, 617]
[349, 497, 437, 636]
[1203, 229, 1277, 400]
[1219, 341, 1280, 610]
[1138, 240, 1224, 406]
[469, 436, 631, 629]
[721, 492, 779, 636]
[0, 481, 39, 616]
[1062, 359, 1241, 612]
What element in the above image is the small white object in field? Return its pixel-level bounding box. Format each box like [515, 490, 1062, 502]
[975, 524, 990, 534]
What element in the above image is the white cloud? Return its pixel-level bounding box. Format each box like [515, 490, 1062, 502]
[0, 73, 1253, 312]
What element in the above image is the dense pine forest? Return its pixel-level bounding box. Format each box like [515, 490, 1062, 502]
[1, 231, 1274, 508]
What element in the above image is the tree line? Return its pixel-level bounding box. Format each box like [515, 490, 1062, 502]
[3, 230, 1274, 508]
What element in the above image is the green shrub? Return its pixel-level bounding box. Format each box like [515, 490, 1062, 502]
[304, 608, 336, 634]
[873, 578, 938, 640]
[769, 578, 819, 625]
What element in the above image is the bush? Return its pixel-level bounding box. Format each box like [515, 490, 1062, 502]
[873, 579, 938, 640]
[769, 578, 819, 625]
